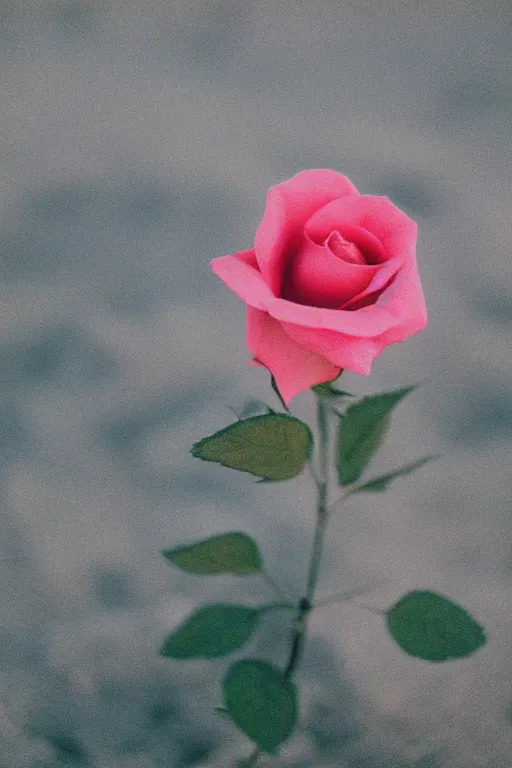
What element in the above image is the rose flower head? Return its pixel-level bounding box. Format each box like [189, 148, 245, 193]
[211, 169, 427, 405]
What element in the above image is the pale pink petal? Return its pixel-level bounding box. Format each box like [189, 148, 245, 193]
[246, 306, 340, 405]
[254, 170, 360, 296]
[305, 195, 417, 259]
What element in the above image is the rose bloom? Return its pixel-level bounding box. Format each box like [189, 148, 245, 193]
[211, 169, 427, 405]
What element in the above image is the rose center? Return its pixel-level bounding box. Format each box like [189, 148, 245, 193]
[325, 230, 366, 266]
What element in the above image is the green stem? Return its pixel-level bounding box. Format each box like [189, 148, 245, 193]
[284, 394, 330, 679]
[260, 570, 291, 602]
[313, 585, 377, 608]
[239, 395, 331, 767]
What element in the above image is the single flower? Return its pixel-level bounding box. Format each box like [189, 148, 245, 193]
[211, 169, 427, 404]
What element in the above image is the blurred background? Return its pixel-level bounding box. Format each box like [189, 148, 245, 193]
[1, 1, 512, 765]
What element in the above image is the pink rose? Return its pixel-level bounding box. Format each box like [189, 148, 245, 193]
[211, 169, 427, 405]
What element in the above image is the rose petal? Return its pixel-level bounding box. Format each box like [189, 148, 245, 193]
[211, 170, 427, 404]
[246, 306, 340, 405]
[326, 231, 366, 265]
[254, 170, 360, 296]
[210, 250, 274, 311]
[280, 255, 428, 366]
[305, 195, 417, 259]
[280, 321, 385, 374]
[309, 223, 388, 265]
[266, 295, 402, 337]
[212, 251, 407, 338]
[341, 255, 402, 309]
[367, 255, 428, 343]
[211, 194, 425, 343]
[284, 234, 378, 308]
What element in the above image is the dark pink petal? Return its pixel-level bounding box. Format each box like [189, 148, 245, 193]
[254, 170, 360, 296]
[341, 255, 402, 310]
[246, 306, 340, 405]
[326, 231, 366, 265]
[284, 234, 378, 308]
[311, 223, 388, 265]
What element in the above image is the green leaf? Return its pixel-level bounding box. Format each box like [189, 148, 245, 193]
[223, 659, 297, 754]
[312, 382, 355, 400]
[386, 590, 486, 662]
[191, 413, 313, 481]
[160, 604, 263, 659]
[351, 455, 439, 493]
[238, 400, 275, 418]
[162, 532, 262, 575]
[330, 389, 355, 398]
[336, 386, 416, 486]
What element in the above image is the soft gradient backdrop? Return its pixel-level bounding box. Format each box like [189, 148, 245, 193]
[1, 1, 512, 766]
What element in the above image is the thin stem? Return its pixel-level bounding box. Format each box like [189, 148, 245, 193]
[305, 499, 328, 600]
[260, 570, 291, 602]
[326, 488, 354, 514]
[236, 396, 332, 766]
[312, 596, 385, 617]
[306, 394, 330, 597]
[284, 394, 330, 679]
[313, 581, 385, 612]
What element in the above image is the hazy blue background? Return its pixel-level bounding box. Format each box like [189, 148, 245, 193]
[1, 1, 512, 766]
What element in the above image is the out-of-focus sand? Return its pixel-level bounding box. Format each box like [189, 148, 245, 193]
[1, 2, 512, 765]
